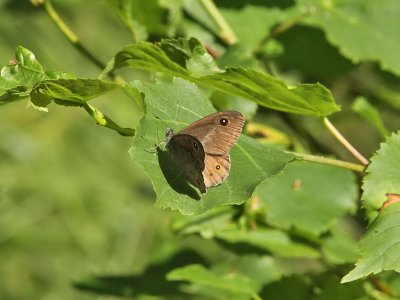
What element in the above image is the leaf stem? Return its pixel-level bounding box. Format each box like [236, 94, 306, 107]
[198, 0, 237, 45]
[37, 0, 106, 71]
[290, 152, 365, 172]
[82, 103, 135, 136]
[323, 117, 369, 165]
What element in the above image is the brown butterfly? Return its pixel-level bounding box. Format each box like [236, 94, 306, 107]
[165, 111, 244, 193]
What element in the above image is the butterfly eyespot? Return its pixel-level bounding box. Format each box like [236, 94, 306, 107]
[215, 164, 221, 170]
[220, 118, 228, 126]
[209, 172, 213, 176]
[192, 141, 199, 150]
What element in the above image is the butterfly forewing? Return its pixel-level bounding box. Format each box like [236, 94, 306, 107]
[165, 111, 244, 194]
[178, 111, 244, 155]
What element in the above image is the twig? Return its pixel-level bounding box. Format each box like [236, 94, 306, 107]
[82, 103, 135, 136]
[36, 0, 106, 71]
[323, 118, 369, 165]
[198, 0, 237, 45]
[290, 152, 365, 172]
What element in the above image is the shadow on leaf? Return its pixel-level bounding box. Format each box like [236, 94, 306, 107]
[157, 147, 201, 200]
[74, 249, 206, 298]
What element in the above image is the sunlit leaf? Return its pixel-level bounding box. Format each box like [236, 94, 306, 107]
[129, 77, 295, 215]
[113, 38, 340, 117]
[0, 46, 73, 104]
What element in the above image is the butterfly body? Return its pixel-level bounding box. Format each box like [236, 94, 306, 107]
[165, 111, 244, 193]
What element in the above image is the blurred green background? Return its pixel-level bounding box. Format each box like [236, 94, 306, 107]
[2, 0, 400, 299]
[0, 1, 175, 299]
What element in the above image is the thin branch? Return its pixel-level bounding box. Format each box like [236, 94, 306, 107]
[36, 0, 106, 71]
[323, 117, 369, 165]
[198, 0, 237, 45]
[290, 152, 365, 172]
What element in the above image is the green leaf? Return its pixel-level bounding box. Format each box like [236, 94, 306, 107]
[255, 161, 358, 236]
[167, 264, 257, 296]
[160, 38, 220, 76]
[210, 91, 259, 122]
[114, 41, 190, 77]
[172, 206, 236, 236]
[172, 207, 318, 258]
[260, 276, 310, 300]
[313, 273, 367, 300]
[212, 255, 284, 289]
[220, 3, 286, 49]
[321, 222, 359, 265]
[299, 0, 400, 76]
[183, 0, 219, 36]
[129, 78, 295, 215]
[276, 25, 355, 81]
[215, 228, 319, 258]
[113, 38, 340, 117]
[342, 203, 400, 283]
[201, 68, 339, 117]
[362, 132, 400, 220]
[217, 44, 262, 69]
[107, 0, 181, 41]
[167, 255, 285, 299]
[0, 46, 69, 104]
[352, 96, 389, 139]
[30, 79, 120, 108]
[0, 46, 78, 106]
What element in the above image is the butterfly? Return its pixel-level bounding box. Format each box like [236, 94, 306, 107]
[165, 111, 244, 193]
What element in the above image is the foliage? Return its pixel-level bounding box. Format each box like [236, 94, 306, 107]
[1, 0, 400, 299]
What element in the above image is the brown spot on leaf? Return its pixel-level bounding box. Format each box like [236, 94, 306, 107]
[382, 193, 400, 209]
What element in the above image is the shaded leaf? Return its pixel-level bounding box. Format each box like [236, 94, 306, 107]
[352, 96, 389, 138]
[129, 78, 294, 215]
[215, 228, 319, 258]
[30, 79, 120, 108]
[75, 249, 204, 298]
[167, 264, 256, 296]
[220, 3, 286, 49]
[168, 254, 285, 299]
[260, 276, 310, 300]
[213, 255, 284, 289]
[300, 0, 400, 76]
[255, 161, 358, 236]
[276, 25, 355, 81]
[107, 0, 181, 41]
[321, 222, 359, 265]
[342, 203, 400, 283]
[172, 207, 318, 258]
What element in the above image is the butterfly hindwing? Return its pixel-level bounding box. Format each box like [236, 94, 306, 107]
[167, 134, 206, 193]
